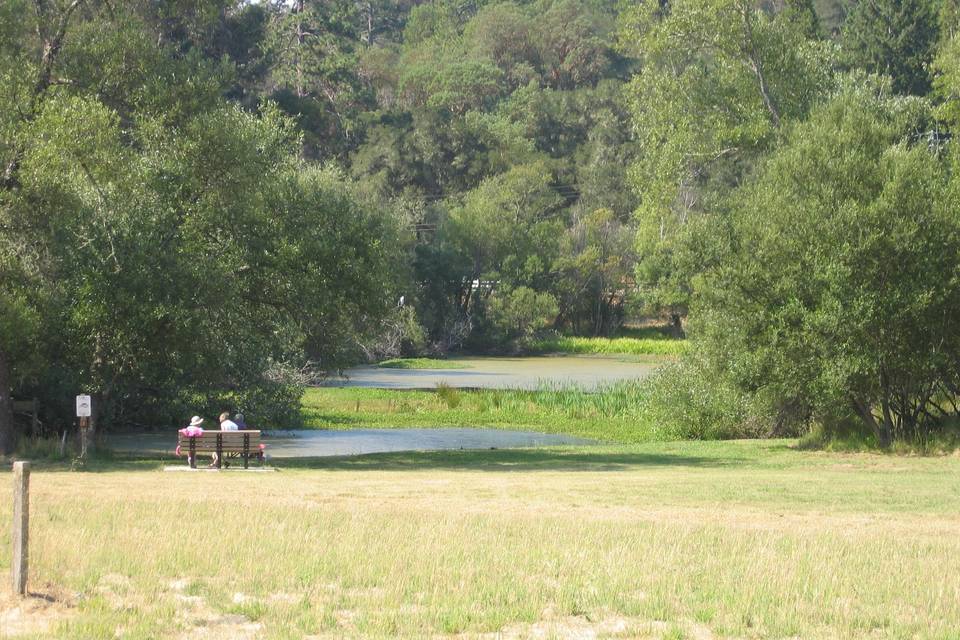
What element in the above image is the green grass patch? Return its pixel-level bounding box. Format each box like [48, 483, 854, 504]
[3, 440, 960, 638]
[529, 335, 689, 356]
[302, 384, 675, 443]
[377, 357, 467, 369]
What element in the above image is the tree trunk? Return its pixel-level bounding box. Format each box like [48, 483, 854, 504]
[362, 1, 374, 44]
[294, 0, 307, 98]
[851, 396, 891, 448]
[739, 2, 781, 129]
[879, 370, 894, 448]
[669, 312, 685, 338]
[0, 347, 15, 454]
[851, 397, 880, 443]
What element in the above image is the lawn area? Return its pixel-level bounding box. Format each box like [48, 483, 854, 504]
[301, 385, 674, 442]
[1, 440, 958, 639]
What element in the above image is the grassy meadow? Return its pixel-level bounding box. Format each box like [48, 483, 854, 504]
[528, 335, 689, 357]
[301, 384, 676, 442]
[1, 440, 959, 639]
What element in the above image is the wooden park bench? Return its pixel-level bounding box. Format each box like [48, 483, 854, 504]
[177, 430, 264, 469]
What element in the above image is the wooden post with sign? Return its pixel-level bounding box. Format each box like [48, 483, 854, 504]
[12, 461, 29, 596]
[79, 417, 89, 458]
[76, 395, 91, 460]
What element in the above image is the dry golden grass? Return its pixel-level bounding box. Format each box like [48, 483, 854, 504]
[1, 440, 959, 639]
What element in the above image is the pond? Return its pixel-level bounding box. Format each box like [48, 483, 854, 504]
[109, 428, 595, 458]
[324, 355, 659, 391]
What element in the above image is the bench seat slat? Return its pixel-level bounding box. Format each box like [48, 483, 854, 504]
[178, 442, 261, 448]
[177, 437, 261, 443]
[183, 448, 261, 453]
[178, 431, 262, 450]
[177, 443, 262, 450]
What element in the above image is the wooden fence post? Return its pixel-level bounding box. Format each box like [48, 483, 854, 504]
[12, 461, 29, 596]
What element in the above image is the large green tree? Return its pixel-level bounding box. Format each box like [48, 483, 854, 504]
[0, 0, 397, 449]
[265, 0, 373, 159]
[694, 78, 960, 446]
[620, 0, 834, 330]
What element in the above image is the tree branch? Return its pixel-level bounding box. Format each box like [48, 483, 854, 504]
[3, 0, 88, 191]
[739, 3, 781, 129]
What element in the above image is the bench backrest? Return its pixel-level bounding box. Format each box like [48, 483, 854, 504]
[12, 399, 37, 414]
[178, 430, 261, 452]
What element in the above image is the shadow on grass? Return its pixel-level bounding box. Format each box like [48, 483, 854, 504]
[2, 454, 169, 473]
[9, 445, 753, 474]
[273, 447, 746, 472]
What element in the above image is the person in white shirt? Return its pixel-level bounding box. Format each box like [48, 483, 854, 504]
[210, 411, 240, 467]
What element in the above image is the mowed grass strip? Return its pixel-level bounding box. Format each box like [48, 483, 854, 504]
[1, 441, 959, 639]
[301, 385, 673, 442]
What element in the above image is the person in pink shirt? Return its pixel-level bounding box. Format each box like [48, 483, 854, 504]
[178, 415, 204, 467]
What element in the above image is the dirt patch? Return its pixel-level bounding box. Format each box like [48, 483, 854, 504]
[478, 615, 654, 639]
[334, 608, 358, 630]
[0, 583, 76, 637]
[94, 572, 139, 611]
[267, 591, 300, 604]
[463, 609, 722, 640]
[174, 612, 262, 640]
[165, 578, 262, 640]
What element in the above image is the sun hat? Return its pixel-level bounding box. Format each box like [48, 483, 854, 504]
[189, 416, 204, 427]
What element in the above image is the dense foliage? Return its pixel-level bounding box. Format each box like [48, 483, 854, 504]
[3, 0, 960, 448]
[696, 79, 960, 445]
[623, 0, 960, 445]
[0, 1, 398, 444]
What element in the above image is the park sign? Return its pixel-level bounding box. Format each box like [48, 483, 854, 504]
[76, 395, 91, 418]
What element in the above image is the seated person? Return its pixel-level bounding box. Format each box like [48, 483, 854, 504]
[220, 412, 239, 431]
[179, 415, 204, 467]
[210, 411, 239, 467]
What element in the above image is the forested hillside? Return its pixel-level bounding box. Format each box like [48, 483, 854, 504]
[2, 0, 960, 447]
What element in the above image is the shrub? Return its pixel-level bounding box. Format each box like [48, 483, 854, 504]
[435, 382, 462, 409]
[488, 287, 558, 340]
[636, 357, 771, 440]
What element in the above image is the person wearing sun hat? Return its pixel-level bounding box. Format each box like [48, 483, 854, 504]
[178, 416, 204, 466]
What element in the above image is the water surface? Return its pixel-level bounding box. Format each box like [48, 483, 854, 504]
[324, 355, 659, 390]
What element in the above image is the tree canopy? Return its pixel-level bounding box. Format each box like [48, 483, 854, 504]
[694, 79, 960, 443]
[3, 0, 960, 449]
